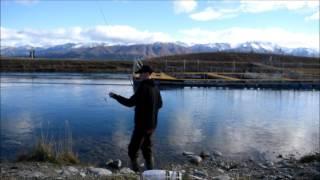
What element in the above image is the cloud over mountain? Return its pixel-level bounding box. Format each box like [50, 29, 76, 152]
[1, 42, 319, 60]
[1, 26, 173, 47]
[1, 26, 318, 51]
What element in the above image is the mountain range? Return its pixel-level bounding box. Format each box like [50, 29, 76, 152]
[1, 42, 319, 60]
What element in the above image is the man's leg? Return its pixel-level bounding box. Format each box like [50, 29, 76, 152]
[128, 129, 144, 172]
[141, 132, 154, 170]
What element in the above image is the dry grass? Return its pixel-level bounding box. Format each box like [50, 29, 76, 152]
[299, 153, 320, 163]
[17, 120, 79, 164]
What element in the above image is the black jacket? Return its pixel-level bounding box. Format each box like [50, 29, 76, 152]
[113, 79, 162, 131]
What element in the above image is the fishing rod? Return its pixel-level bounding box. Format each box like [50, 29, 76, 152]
[95, 0, 139, 97]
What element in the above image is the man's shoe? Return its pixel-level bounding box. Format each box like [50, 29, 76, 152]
[131, 159, 140, 172]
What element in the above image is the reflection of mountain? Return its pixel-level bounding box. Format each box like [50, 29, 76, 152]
[1, 42, 319, 60]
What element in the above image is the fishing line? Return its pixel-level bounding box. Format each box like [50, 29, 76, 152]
[104, 87, 109, 104]
[95, 0, 109, 29]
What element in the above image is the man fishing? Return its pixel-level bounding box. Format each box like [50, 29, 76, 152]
[109, 65, 162, 172]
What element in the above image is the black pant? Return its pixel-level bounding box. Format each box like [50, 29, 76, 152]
[128, 129, 153, 161]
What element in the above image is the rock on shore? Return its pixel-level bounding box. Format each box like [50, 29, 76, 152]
[1, 153, 319, 179]
[0, 162, 138, 180]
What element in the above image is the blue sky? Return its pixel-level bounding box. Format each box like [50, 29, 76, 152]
[1, 0, 319, 49]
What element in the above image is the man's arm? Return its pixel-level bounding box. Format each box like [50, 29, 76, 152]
[109, 92, 137, 107]
[158, 91, 163, 109]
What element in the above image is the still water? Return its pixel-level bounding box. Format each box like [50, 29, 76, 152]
[1, 73, 319, 166]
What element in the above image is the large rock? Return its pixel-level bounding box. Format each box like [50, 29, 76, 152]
[88, 167, 112, 176]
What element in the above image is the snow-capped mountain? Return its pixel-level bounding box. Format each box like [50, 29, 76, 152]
[1, 42, 319, 60]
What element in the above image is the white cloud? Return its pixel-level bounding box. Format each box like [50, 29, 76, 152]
[190, 7, 223, 21]
[15, 0, 38, 5]
[186, 0, 319, 22]
[239, 0, 318, 13]
[1, 26, 318, 50]
[179, 27, 319, 49]
[173, 0, 197, 14]
[0, 25, 173, 47]
[83, 25, 172, 44]
[189, 7, 238, 21]
[305, 10, 320, 21]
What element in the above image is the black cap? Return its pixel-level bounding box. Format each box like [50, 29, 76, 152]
[135, 65, 153, 74]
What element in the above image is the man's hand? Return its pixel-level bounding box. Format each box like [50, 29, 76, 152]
[109, 92, 117, 99]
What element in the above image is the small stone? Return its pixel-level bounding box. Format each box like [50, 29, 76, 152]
[110, 159, 122, 169]
[285, 175, 292, 179]
[183, 151, 195, 156]
[200, 151, 210, 159]
[105, 159, 113, 166]
[29, 171, 44, 178]
[88, 167, 112, 176]
[67, 166, 79, 174]
[277, 154, 283, 158]
[54, 169, 63, 174]
[80, 172, 86, 177]
[212, 150, 223, 157]
[258, 163, 267, 169]
[266, 161, 274, 167]
[219, 162, 230, 170]
[17, 170, 31, 177]
[189, 155, 202, 165]
[242, 163, 248, 168]
[279, 161, 292, 168]
[212, 174, 231, 180]
[193, 169, 208, 177]
[120, 167, 135, 174]
[188, 174, 203, 180]
[61, 169, 71, 176]
[217, 168, 224, 173]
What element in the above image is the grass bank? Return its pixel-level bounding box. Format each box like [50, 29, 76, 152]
[1, 57, 133, 73]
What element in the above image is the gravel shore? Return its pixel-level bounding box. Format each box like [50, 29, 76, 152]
[1, 152, 319, 179]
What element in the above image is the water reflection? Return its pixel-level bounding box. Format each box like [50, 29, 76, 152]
[167, 110, 204, 148]
[1, 111, 34, 140]
[111, 116, 131, 152]
[1, 74, 319, 164]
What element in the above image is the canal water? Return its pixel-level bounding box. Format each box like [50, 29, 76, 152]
[1, 73, 319, 167]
